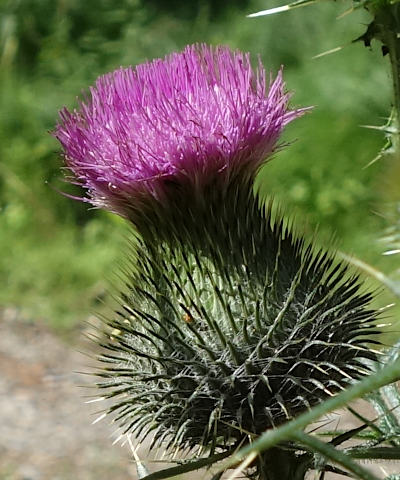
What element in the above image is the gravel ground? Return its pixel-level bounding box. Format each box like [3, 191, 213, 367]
[0, 308, 398, 480]
[0, 308, 134, 480]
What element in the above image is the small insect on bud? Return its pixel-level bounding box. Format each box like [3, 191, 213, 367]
[182, 313, 194, 324]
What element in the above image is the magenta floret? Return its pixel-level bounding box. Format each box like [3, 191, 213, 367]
[54, 44, 305, 216]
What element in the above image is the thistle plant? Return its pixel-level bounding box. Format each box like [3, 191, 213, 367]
[54, 44, 391, 479]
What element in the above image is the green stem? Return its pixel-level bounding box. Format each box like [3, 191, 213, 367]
[372, 3, 400, 160]
[387, 29, 400, 158]
[140, 450, 233, 480]
[256, 448, 311, 480]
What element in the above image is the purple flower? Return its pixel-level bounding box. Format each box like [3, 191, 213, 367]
[54, 44, 305, 218]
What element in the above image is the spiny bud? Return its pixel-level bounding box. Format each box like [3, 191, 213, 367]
[96, 184, 380, 462]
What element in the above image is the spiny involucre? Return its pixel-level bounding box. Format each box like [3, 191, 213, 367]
[54, 43, 305, 224]
[98, 187, 380, 461]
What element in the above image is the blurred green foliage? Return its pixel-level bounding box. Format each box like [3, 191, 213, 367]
[0, 0, 394, 329]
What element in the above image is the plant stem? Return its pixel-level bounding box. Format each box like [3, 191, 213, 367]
[387, 26, 400, 159]
[256, 448, 311, 480]
[371, 2, 400, 160]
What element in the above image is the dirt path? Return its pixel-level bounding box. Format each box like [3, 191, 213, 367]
[0, 309, 135, 480]
[0, 308, 398, 480]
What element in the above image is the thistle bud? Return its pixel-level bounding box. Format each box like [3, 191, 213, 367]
[96, 185, 379, 473]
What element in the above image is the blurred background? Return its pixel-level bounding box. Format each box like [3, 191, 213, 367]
[0, 0, 398, 479]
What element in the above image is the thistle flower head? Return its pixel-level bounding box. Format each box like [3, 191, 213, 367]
[54, 43, 382, 478]
[54, 44, 304, 221]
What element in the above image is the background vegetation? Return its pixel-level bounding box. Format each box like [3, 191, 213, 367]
[0, 0, 394, 330]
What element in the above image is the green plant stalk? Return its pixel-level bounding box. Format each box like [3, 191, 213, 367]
[387, 24, 400, 159]
[346, 446, 400, 460]
[256, 448, 311, 480]
[219, 357, 400, 473]
[369, 2, 400, 160]
[292, 431, 379, 480]
[139, 450, 233, 480]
